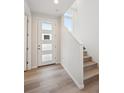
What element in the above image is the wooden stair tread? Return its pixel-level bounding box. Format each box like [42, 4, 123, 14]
[83, 51, 87, 53]
[84, 56, 91, 58]
[83, 56, 92, 62]
[84, 61, 97, 68]
[84, 68, 99, 80]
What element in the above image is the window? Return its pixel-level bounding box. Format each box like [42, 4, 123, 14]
[64, 1, 78, 32]
[64, 12, 73, 32]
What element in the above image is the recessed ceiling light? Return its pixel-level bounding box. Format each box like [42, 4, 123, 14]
[54, 0, 59, 4]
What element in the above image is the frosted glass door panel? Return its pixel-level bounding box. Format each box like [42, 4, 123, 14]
[42, 54, 52, 62]
[42, 44, 52, 51]
[42, 22, 52, 30]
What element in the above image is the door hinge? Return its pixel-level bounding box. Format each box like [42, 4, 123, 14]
[27, 33, 29, 36]
[27, 19, 29, 23]
[27, 61, 28, 64]
[26, 47, 29, 50]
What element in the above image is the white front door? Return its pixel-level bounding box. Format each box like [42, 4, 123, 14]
[37, 19, 56, 66]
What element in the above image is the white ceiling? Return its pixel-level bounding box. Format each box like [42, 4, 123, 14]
[25, 0, 75, 17]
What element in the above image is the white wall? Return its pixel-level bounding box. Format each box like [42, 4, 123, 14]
[31, 14, 61, 68]
[74, 0, 99, 63]
[31, 17, 37, 68]
[61, 17, 84, 89]
[24, 0, 31, 16]
[60, 0, 98, 88]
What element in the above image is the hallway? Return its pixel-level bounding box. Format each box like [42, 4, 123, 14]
[25, 65, 99, 93]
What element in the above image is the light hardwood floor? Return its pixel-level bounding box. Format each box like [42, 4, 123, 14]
[24, 64, 99, 93]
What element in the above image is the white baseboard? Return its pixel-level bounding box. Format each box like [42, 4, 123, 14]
[31, 66, 37, 69]
[61, 63, 84, 89]
[55, 62, 61, 65]
[28, 66, 31, 70]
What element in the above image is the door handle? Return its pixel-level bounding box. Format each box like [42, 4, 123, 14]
[38, 45, 40, 50]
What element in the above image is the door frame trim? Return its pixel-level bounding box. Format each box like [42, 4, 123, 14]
[37, 17, 57, 67]
[24, 15, 27, 71]
[27, 16, 32, 70]
[24, 15, 32, 70]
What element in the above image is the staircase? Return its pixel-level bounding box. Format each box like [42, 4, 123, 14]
[83, 49, 99, 85]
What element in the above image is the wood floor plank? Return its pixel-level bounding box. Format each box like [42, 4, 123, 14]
[24, 64, 99, 93]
